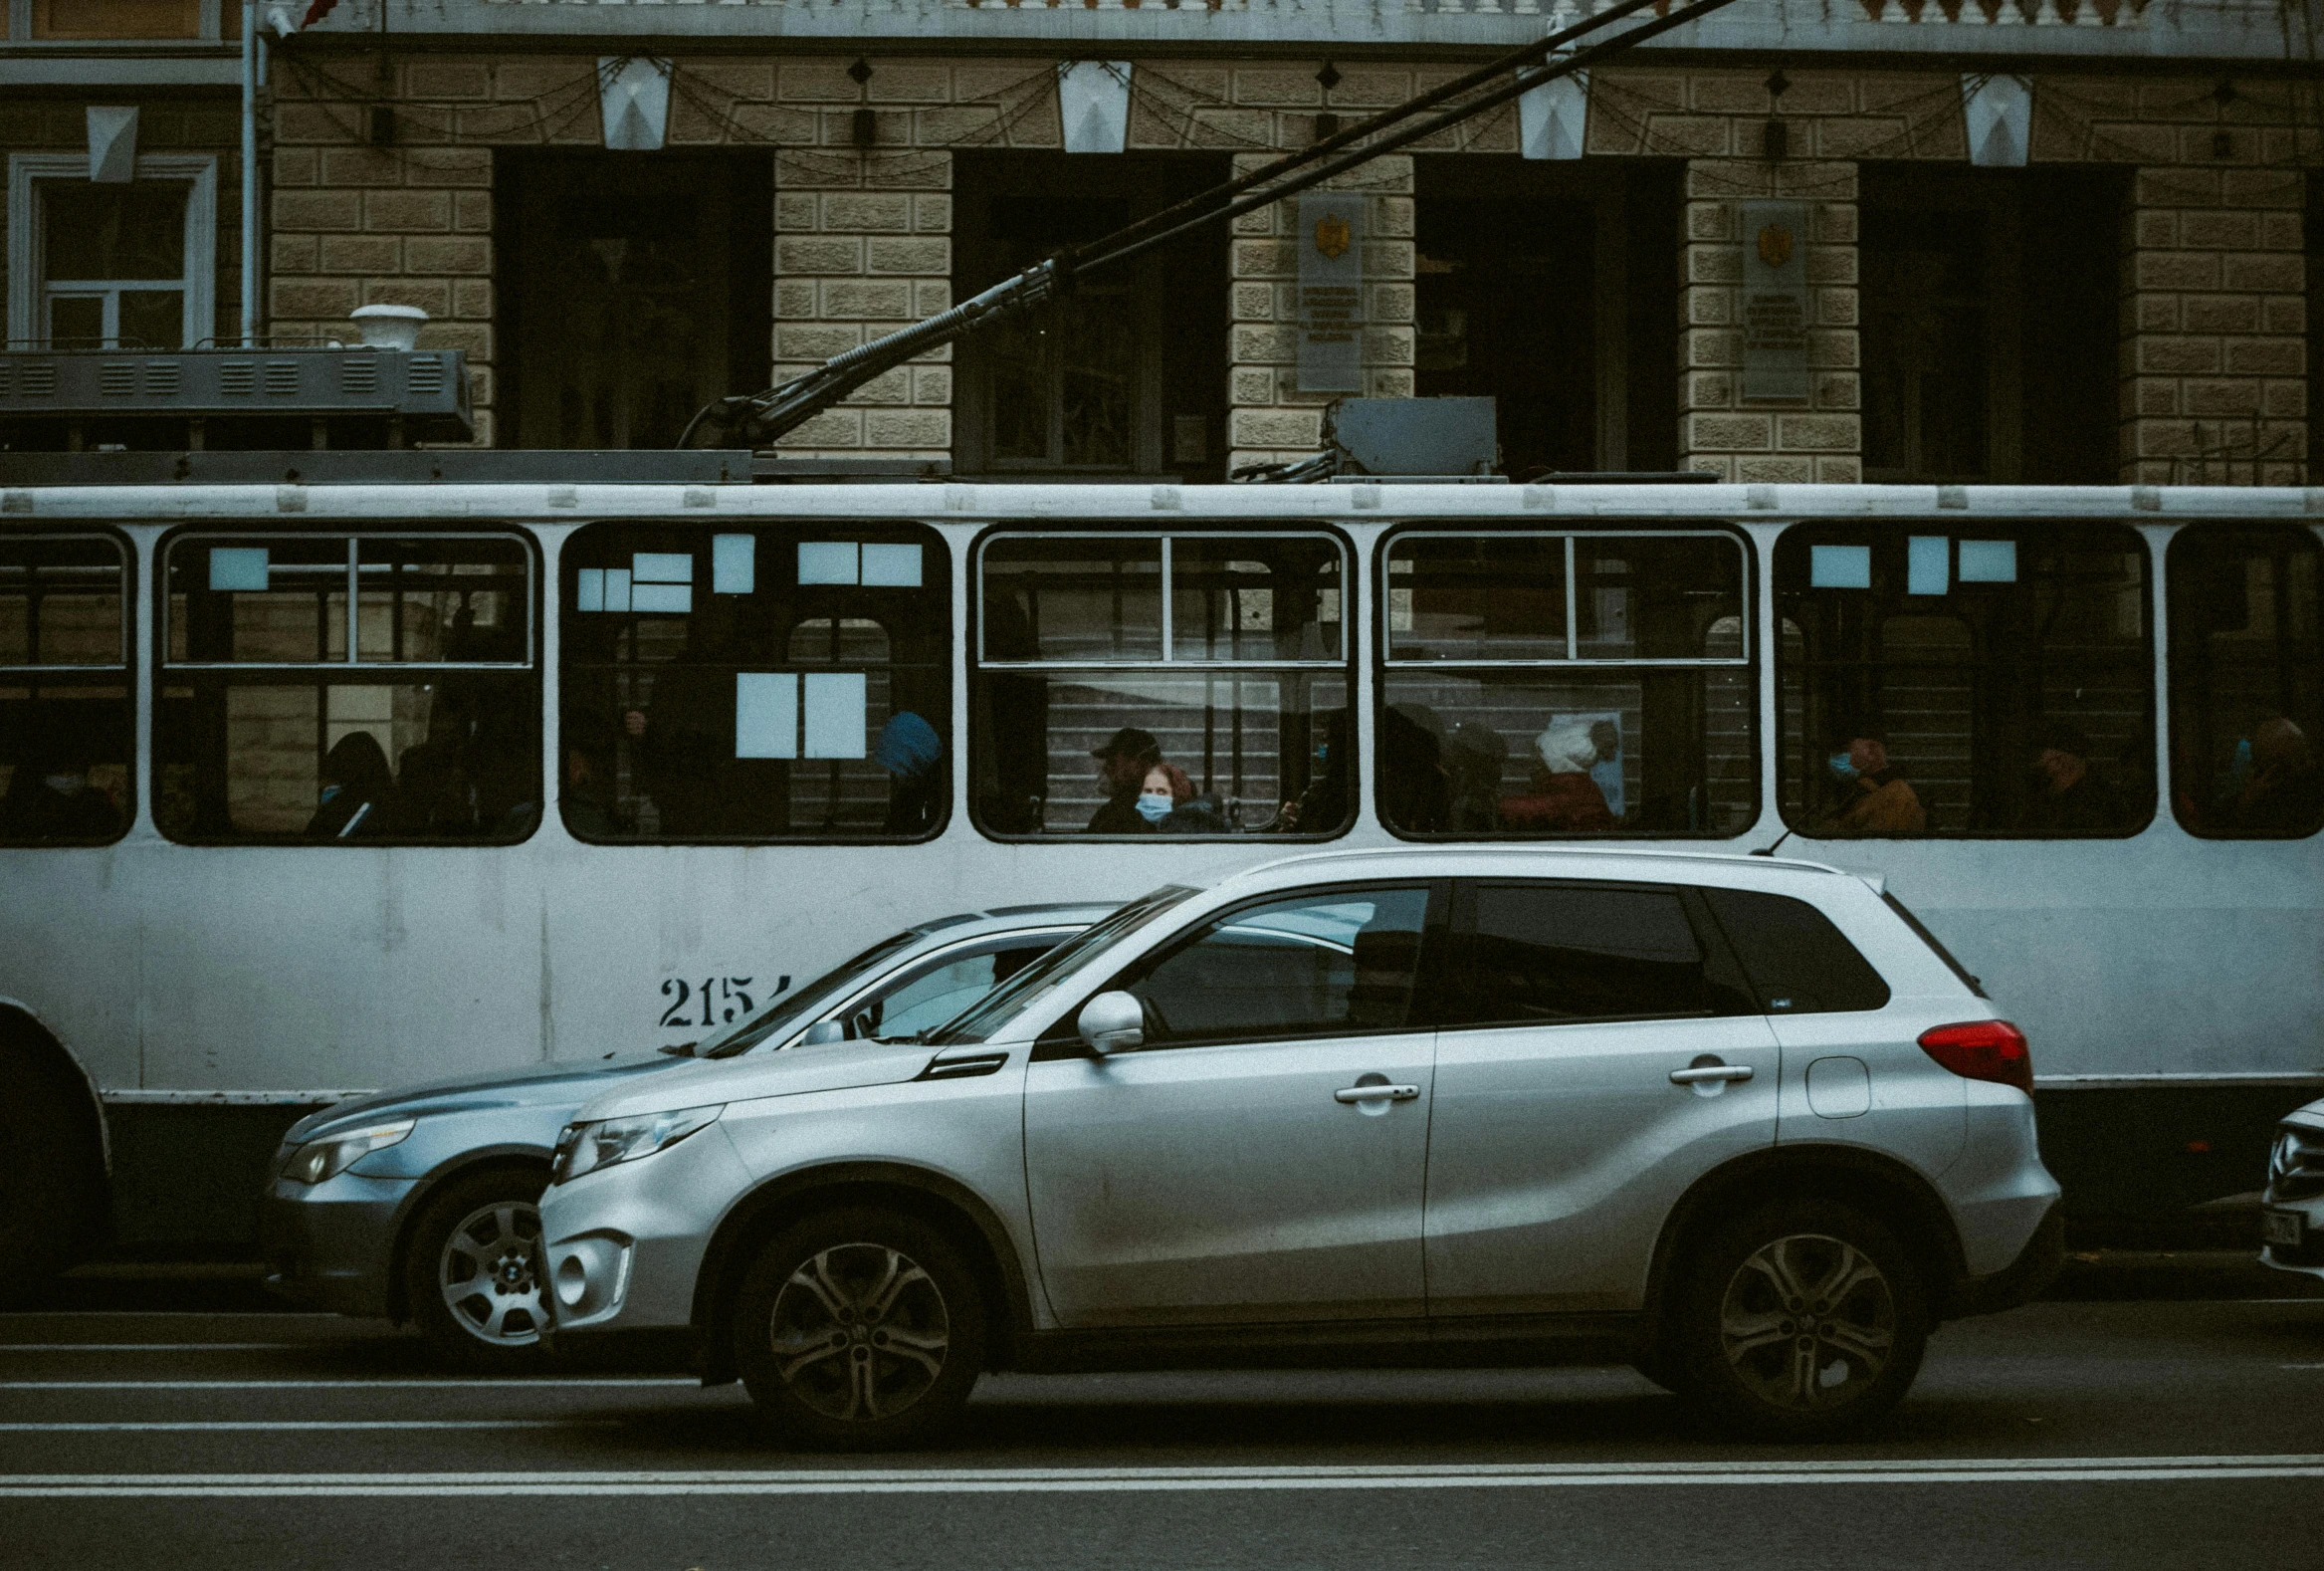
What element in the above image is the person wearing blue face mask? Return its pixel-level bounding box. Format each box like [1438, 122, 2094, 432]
[1812, 729, 1925, 835]
[307, 731, 395, 839]
[1085, 727, 1163, 834]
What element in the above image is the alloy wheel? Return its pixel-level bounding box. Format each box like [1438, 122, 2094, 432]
[1717, 1231, 1896, 1410]
[766, 1242, 951, 1423]
[438, 1202, 546, 1347]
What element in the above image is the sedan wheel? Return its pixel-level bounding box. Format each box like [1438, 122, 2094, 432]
[438, 1202, 547, 1350]
[734, 1207, 985, 1450]
[401, 1168, 551, 1370]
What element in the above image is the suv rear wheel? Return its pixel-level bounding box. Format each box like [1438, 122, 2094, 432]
[1670, 1198, 1929, 1441]
[733, 1207, 985, 1451]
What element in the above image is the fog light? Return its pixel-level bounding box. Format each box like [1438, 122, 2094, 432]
[555, 1254, 588, 1308]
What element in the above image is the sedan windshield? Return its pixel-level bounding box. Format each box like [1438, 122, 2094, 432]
[926, 886, 1196, 1045]
[699, 929, 923, 1059]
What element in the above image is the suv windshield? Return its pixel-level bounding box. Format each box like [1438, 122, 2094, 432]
[699, 929, 924, 1059]
[927, 886, 1196, 1045]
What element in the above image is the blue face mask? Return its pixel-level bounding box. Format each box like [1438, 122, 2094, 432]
[1827, 752, 1860, 784]
[1134, 792, 1174, 824]
[319, 784, 342, 804]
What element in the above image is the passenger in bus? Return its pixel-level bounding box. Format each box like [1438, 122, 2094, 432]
[1814, 730, 1926, 835]
[1269, 717, 1349, 834]
[2219, 718, 2322, 835]
[1380, 705, 1450, 832]
[877, 711, 946, 836]
[1442, 722, 1509, 832]
[0, 733, 119, 841]
[1499, 722, 1615, 832]
[308, 732, 395, 839]
[561, 743, 622, 839]
[1085, 727, 1163, 833]
[2018, 721, 2127, 835]
[1144, 762, 1227, 834]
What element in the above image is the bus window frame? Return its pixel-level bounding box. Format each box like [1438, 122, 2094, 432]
[151, 523, 543, 848]
[967, 523, 1359, 843]
[1372, 521, 1760, 842]
[2164, 520, 2324, 842]
[1772, 517, 2158, 840]
[0, 525, 136, 848]
[556, 519, 954, 848]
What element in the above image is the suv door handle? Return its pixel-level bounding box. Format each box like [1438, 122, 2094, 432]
[1670, 1063, 1754, 1085]
[1335, 1083, 1421, 1103]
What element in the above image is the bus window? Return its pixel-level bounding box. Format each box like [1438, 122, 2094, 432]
[155, 533, 538, 843]
[1377, 531, 1752, 837]
[1776, 522, 2154, 837]
[972, 532, 1350, 838]
[2167, 526, 2321, 838]
[0, 534, 130, 845]
[559, 524, 950, 841]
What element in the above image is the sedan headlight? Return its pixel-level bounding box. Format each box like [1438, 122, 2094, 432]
[551, 1104, 724, 1186]
[283, 1117, 416, 1185]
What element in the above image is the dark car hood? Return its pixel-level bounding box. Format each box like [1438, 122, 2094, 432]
[287, 1053, 686, 1143]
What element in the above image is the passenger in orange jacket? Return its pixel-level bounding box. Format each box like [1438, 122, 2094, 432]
[1816, 732, 1926, 835]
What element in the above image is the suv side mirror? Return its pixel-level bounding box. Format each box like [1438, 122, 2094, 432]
[1077, 992, 1145, 1057]
[799, 1019, 845, 1046]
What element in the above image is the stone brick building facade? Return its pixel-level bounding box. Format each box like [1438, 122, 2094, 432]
[8, 0, 2316, 484]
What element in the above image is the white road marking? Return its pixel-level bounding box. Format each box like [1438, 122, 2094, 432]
[2, 1457, 2318, 1497]
[0, 1421, 622, 1434]
[0, 1379, 698, 1390]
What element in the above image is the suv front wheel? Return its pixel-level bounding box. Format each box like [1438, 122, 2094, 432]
[1671, 1199, 1929, 1441]
[733, 1207, 986, 1451]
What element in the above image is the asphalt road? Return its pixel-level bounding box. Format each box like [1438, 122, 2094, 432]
[2, 1295, 2321, 1571]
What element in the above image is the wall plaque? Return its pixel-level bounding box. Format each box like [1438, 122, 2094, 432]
[1739, 200, 1809, 404]
[1297, 192, 1366, 395]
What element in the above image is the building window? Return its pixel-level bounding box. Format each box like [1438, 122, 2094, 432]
[7, 154, 217, 350]
[1776, 523, 2154, 838]
[1858, 166, 2123, 486]
[970, 531, 1350, 837]
[30, 0, 204, 39]
[560, 524, 950, 842]
[1376, 531, 1754, 837]
[498, 152, 772, 450]
[0, 533, 131, 845]
[2167, 526, 2322, 839]
[953, 154, 1230, 482]
[155, 533, 539, 843]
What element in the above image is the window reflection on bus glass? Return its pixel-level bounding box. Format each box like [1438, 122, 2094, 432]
[0, 535, 130, 845]
[1377, 532, 1751, 837]
[971, 533, 1351, 838]
[2167, 526, 2323, 840]
[154, 534, 538, 844]
[1776, 522, 2154, 838]
[560, 524, 950, 842]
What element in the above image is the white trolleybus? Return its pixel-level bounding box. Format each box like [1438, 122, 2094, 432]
[2, 473, 2319, 1286]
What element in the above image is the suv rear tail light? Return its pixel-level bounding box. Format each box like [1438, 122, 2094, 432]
[1918, 1020, 2032, 1094]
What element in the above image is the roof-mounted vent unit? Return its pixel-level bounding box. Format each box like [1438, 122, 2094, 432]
[0, 308, 470, 452]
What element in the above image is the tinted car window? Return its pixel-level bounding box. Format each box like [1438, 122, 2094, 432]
[1700, 888, 1891, 1014]
[1450, 882, 1744, 1024]
[1113, 887, 1432, 1047]
[851, 941, 1060, 1041]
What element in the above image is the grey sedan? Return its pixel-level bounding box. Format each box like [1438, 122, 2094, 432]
[258, 903, 1108, 1367]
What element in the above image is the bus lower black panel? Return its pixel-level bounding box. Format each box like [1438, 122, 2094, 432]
[106, 1102, 331, 1248]
[2034, 1081, 2324, 1234]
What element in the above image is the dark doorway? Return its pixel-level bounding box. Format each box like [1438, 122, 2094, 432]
[953, 153, 1230, 481]
[1413, 158, 1681, 478]
[496, 151, 773, 450]
[1859, 164, 2124, 485]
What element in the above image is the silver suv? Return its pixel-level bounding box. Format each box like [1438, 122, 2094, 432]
[539, 849, 2062, 1445]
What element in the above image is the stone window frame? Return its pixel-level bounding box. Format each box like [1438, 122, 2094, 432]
[7, 152, 218, 350]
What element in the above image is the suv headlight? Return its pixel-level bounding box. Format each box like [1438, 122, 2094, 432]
[552, 1104, 724, 1186]
[284, 1117, 416, 1185]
